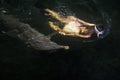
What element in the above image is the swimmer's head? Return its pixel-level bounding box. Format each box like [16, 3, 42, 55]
[96, 24, 105, 30]
[94, 24, 107, 39]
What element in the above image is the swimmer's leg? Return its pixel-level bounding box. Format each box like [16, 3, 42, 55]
[48, 21, 62, 31]
[48, 21, 73, 36]
[45, 9, 67, 23]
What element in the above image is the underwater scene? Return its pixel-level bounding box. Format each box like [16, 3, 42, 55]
[0, 0, 120, 80]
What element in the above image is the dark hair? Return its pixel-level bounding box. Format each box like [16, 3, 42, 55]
[96, 24, 104, 31]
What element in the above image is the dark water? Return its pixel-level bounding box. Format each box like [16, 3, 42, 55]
[0, 0, 120, 80]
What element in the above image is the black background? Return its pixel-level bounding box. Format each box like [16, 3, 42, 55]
[0, 0, 120, 80]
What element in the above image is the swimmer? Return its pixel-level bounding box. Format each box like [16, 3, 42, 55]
[35, 2, 106, 39]
[45, 8, 106, 39]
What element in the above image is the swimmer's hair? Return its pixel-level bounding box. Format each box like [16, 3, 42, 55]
[96, 24, 105, 31]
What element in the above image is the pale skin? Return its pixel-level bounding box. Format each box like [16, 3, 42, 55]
[45, 8, 97, 38]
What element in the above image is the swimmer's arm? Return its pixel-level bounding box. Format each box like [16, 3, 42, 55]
[45, 8, 68, 23]
[67, 16, 96, 26]
[59, 32, 91, 38]
[76, 34, 91, 38]
[77, 18, 96, 27]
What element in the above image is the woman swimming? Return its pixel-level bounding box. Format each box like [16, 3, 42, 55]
[35, 2, 106, 39]
[45, 8, 106, 39]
